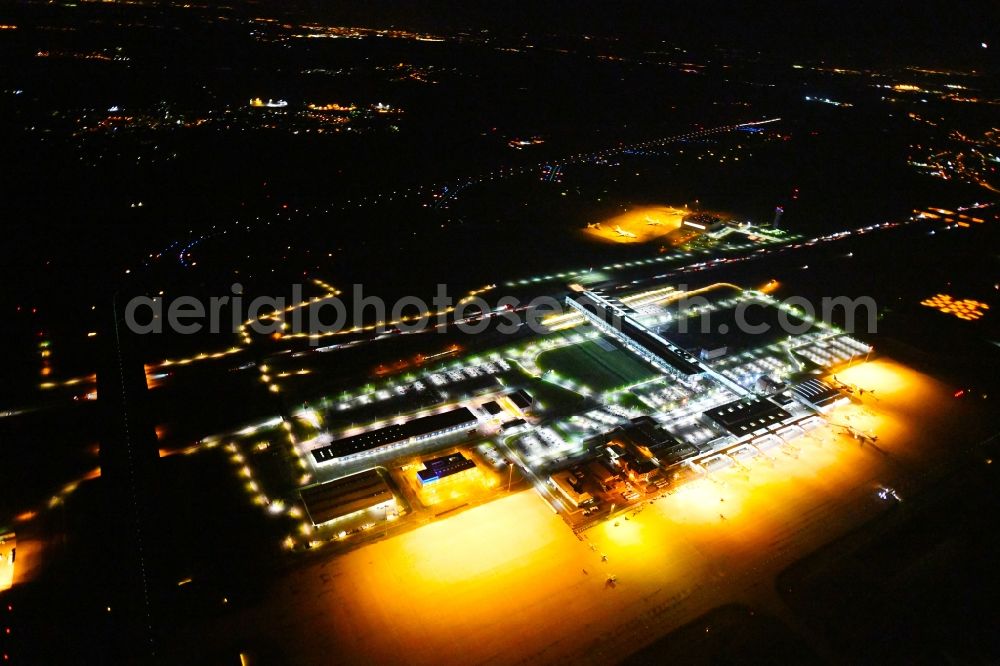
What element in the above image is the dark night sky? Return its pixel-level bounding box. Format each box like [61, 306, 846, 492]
[280, 0, 997, 67]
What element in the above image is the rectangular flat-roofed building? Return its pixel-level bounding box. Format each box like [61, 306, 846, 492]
[550, 473, 595, 508]
[508, 390, 534, 412]
[312, 406, 478, 464]
[702, 396, 792, 438]
[481, 401, 504, 416]
[681, 214, 725, 232]
[616, 416, 698, 468]
[500, 418, 527, 432]
[417, 453, 477, 485]
[300, 469, 395, 527]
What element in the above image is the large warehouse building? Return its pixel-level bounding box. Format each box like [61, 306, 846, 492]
[300, 469, 396, 527]
[312, 407, 479, 464]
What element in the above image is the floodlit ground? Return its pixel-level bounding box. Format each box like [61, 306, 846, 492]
[209, 358, 973, 664]
[0, 534, 14, 591]
[405, 464, 497, 508]
[582, 205, 688, 244]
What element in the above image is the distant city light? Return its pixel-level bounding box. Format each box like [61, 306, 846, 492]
[920, 294, 990, 320]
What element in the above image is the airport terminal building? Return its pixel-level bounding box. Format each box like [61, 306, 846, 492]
[566, 290, 747, 396]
